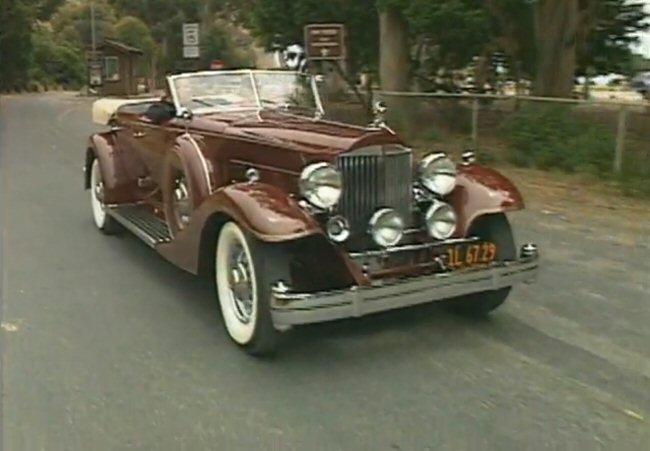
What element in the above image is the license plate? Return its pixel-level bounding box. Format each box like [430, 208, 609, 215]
[444, 242, 498, 270]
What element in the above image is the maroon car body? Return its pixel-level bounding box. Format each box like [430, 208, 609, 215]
[84, 69, 539, 355]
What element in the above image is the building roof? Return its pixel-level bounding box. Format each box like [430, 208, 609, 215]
[97, 39, 144, 55]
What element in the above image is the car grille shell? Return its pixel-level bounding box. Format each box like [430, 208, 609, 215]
[335, 145, 413, 246]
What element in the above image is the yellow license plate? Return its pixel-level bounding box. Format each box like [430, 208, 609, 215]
[445, 242, 498, 270]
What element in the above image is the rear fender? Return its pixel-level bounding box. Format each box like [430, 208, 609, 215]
[448, 165, 525, 236]
[84, 131, 139, 203]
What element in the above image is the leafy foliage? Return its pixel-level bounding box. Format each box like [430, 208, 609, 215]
[577, 0, 650, 76]
[29, 24, 86, 87]
[49, 0, 118, 48]
[500, 104, 615, 175]
[0, 0, 34, 90]
[241, 0, 379, 74]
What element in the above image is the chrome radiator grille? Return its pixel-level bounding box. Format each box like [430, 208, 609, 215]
[336, 145, 413, 235]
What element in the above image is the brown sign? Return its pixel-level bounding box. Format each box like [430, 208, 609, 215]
[304, 23, 346, 60]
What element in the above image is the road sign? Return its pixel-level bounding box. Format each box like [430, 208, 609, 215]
[183, 45, 200, 59]
[183, 23, 200, 46]
[304, 23, 346, 60]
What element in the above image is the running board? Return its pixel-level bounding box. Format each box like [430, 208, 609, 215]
[106, 204, 172, 247]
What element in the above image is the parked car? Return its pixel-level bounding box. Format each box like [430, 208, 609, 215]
[85, 69, 539, 355]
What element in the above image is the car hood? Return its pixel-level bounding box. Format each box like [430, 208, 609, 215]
[193, 111, 405, 156]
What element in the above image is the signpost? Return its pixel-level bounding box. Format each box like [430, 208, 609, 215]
[303, 23, 346, 60]
[182, 23, 200, 59]
[86, 50, 103, 87]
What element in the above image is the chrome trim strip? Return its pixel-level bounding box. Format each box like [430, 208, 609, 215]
[348, 237, 479, 259]
[271, 256, 540, 326]
[184, 133, 212, 194]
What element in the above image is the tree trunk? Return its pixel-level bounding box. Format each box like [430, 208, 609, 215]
[379, 7, 410, 92]
[378, 7, 411, 130]
[533, 0, 578, 97]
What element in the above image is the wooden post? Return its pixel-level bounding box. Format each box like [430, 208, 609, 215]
[471, 97, 479, 145]
[614, 106, 627, 175]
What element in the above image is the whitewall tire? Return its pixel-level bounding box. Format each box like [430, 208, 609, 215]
[89, 157, 120, 234]
[215, 221, 290, 355]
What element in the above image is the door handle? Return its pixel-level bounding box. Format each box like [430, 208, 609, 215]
[133, 131, 146, 138]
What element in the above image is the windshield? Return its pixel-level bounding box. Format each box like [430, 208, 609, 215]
[169, 70, 322, 115]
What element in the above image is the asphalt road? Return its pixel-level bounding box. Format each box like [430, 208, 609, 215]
[1, 92, 649, 451]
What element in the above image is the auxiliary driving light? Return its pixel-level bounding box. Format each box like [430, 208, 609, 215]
[425, 200, 457, 240]
[327, 215, 351, 243]
[368, 208, 405, 248]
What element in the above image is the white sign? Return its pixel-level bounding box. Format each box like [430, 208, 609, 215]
[183, 45, 200, 59]
[182, 23, 200, 46]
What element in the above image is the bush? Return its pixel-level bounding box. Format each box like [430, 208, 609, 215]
[500, 104, 616, 175]
[29, 26, 85, 88]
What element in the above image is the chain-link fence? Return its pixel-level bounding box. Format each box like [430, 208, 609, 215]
[326, 91, 650, 196]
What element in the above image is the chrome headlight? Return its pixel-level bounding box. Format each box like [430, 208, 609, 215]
[299, 162, 342, 209]
[419, 152, 457, 196]
[368, 208, 405, 247]
[424, 200, 457, 240]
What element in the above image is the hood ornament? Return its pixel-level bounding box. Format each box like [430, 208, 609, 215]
[367, 101, 394, 134]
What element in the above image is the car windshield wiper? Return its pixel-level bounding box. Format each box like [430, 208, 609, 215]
[191, 98, 216, 107]
[260, 101, 315, 115]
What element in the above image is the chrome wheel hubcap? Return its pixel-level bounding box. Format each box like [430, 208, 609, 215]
[227, 244, 254, 323]
[173, 178, 191, 225]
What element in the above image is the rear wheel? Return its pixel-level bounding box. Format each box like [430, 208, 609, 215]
[89, 157, 121, 235]
[446, 213, 516, 317]
[214, 221, 291, 356]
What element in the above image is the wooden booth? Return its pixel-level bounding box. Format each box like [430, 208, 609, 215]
[90, 39, 144, 97]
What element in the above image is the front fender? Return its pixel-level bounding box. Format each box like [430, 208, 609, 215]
[203, 182, 322, 241]
[156, 182, 323, 274]
[448, 164, 525, 236]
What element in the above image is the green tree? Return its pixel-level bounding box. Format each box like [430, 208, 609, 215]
[29, 23, 85, 87]
[0, 0, 34, 91]
[577, 0, 649, 76]
[50, 0, 117, 48]
[114, 15, 156, 77]
[238, 0, 378, 75]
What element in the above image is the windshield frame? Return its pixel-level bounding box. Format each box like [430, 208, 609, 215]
[166, 69, 325, 117]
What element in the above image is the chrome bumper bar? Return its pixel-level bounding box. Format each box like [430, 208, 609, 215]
[271, 245, 539, 327]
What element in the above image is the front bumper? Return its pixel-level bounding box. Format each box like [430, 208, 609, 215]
[271, 244, 539, 327]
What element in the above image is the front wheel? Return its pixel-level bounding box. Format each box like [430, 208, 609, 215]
[214, 221, 291, 356]
[445, 213, 516, 317]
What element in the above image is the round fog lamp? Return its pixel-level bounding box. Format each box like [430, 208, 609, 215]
[425, 201, 457, 240]
[327, 216, 350, 243]
[368, 208, 405, 248]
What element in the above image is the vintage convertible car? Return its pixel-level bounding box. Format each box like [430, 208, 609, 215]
[84, 69, 539, 355]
